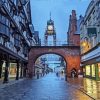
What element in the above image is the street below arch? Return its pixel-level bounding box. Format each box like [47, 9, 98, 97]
[0, 73, 93, 100]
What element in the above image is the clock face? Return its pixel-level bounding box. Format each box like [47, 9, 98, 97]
[48, 25, 53, 31]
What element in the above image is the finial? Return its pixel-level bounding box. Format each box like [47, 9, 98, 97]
[50, 12, 51, 20]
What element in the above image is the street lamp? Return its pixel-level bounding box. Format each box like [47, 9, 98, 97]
[82, 41, 87, 47]
[81, 37, 88, 47]
[81, 37, 90, 53]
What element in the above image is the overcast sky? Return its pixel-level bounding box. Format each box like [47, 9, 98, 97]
[30, 0, 91, 43]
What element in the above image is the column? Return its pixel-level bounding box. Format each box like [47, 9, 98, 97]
[20, 62, 23, 78]
[53, 34, 56, 46]
[0, 60, 3, 78]
[23, 63, 27, 77]
[45, 35, 48, 46]
[65, 65, 67, 81]
[3, 61, 9, 83]
[33, 63, 35, 77]
[16, 60, 19, 80]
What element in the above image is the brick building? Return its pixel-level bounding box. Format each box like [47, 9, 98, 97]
[67, 10, 83, 46]
[67, 10, 83, 76]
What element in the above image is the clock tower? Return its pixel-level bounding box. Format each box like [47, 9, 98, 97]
[44, 13, 56, 46]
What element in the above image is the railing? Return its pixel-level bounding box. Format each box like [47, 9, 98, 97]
[39, 41, 73, 46]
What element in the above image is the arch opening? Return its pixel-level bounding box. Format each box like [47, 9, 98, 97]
[34, 53, 67, 80]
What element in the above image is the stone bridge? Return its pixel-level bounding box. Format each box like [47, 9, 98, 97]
[28, 46, 80, 78]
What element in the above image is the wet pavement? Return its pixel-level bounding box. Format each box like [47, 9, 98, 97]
[0, 73, 93, 100]
[68, 77, 100, 100]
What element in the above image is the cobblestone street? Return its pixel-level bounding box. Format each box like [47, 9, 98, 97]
[0, 73, 93, 100]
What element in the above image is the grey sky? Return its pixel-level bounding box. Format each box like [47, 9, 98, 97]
[30, 0, 91, 42]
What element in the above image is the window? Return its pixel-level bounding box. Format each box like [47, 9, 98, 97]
[88, 16, 91, 22]
[86, 65, 91, 76]
[0, 37, 3, 44]
[14, 33, 20, 49]
[98, 2, 100, 8]
[13, 0, 17, 6]
[92, 10, 95, 15]
[91, 64, 95, 77]
[9, 63, 17, 78]
[0, 22, 10, 38]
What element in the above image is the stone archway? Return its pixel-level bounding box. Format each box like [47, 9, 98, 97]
[34, 53, 67, 78]
[28, 46, 80, 78]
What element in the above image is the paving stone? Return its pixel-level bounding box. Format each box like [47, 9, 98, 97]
[0, 73, 93, 100]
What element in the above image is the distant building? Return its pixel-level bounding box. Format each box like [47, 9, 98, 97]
[33, 31, 41, 46]
[80, 0, 100, 81]
[67, 10, 83, 46]
[0, 0, 36, 83]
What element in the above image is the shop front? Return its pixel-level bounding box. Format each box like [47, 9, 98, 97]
[0, 62, 22, 81]
[9, 63, 22, 80]
[0, 48, 27, 83]
[9, 63, 17, 79]
[83, 57, 100, 81]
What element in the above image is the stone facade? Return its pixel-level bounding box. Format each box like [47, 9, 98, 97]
[80, 0, 100, 81]
[80, 0, 100, 54]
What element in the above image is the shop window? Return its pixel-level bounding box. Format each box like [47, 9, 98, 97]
[86, 65, 91, 76]
[9, 63, 17, 78]
[91, 64, 96, 77]
[98, 63, 100, 77]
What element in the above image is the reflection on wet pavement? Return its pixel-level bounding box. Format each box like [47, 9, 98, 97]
[83, 78, 100, 100]
[0, 73, 93, 100]
[68, 77, 100, 100]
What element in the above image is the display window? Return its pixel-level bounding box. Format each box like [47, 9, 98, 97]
[98, 63, 100, 77]
[91, 64, 96, 77]
[9, 63, 17, 78]
[86, 65, 91, 76]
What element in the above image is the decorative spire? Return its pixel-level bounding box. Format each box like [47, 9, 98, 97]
[50, 12, 51, 20]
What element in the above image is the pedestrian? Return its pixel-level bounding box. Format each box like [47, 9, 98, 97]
[37, 70, 39, 79]
[71, 69, 77, 78]
[56, 72, 59, 77]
